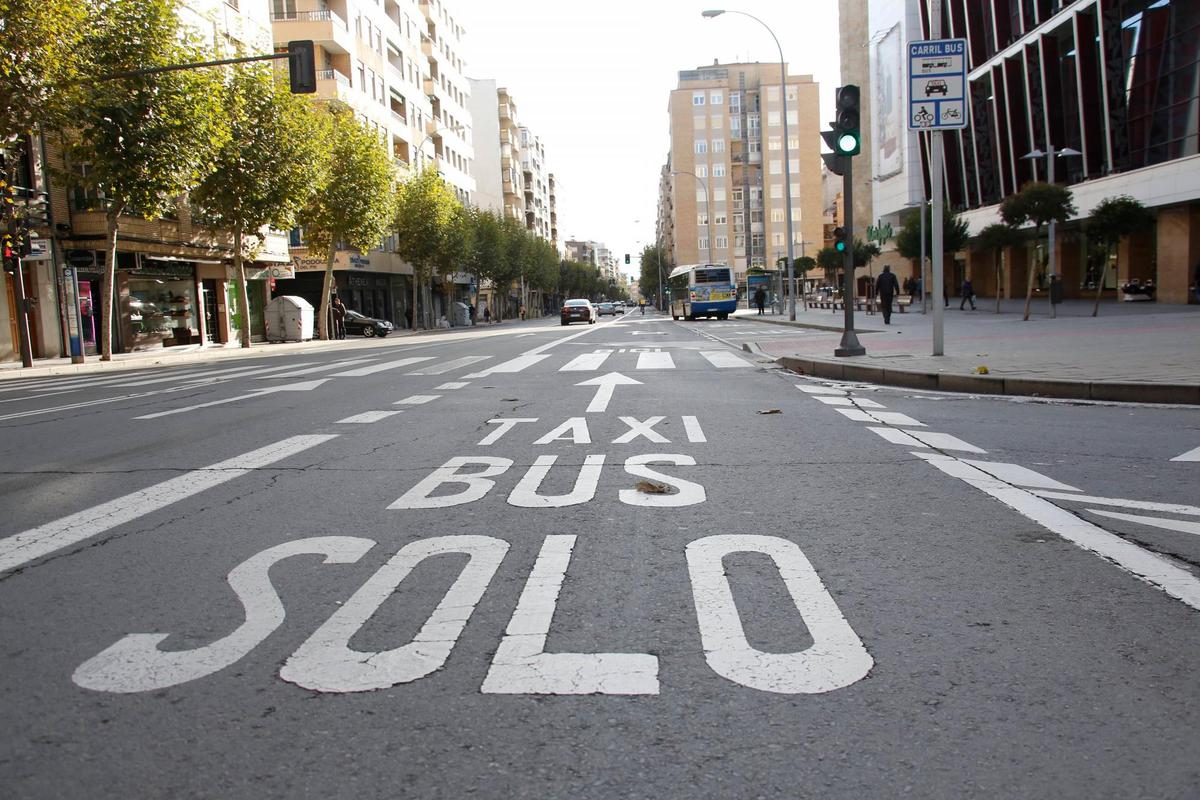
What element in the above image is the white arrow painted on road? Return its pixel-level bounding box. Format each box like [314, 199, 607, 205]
[1170, 445, 1200, 462]
[134, 379, 330, 419]
[576, 372, 642, 413]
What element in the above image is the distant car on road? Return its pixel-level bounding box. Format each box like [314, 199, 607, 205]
[560, 298, 597, 326]
[925, 79, 949, 96]
[597, 302, 623, 316]
[344, 310, 393, 337]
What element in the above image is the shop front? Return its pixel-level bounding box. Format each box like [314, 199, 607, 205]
[123, 258, 201, 349]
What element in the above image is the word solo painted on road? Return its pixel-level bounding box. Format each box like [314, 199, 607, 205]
[71, 370, 874, 698]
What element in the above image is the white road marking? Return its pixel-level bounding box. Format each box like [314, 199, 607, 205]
[74, 537, 373, 693]
[331, 356, 436, 377]
[852, 398, 886, 408]
[462, 353, 550, 378]
[1171, 445, 1200, 462]
[683, 415, 707, 443]
[871, 411, 924, 426]
[613, 416, 669, 444]
[915, 452, 1200, 611]
[435, 381, 470, 390]
[618, 454, 706, 507]
[406, 356, 491, 375]
[336, 410, 403, 424]
[1030, 491, 1200, 517]
[699, 350, 753, 368]
[960, 460, 1080, 491]
[795, 384, 846, 395]
[0, 386, 192, 422]
[815, 396, 854, 406]
[686, 535, 873, 694]
[636, 351, 675, 369]
[559, 351, 613, 371]
[281, 536, 508, 693]
[0, 435, 337, 574]
[866, 427, 927, 447]
[260, 359, 375, 378]
[533, 417, 591, 444]
[134, 379, 329, 419]
[509, 455, 606, 507]
[388, 457, 513, 509]
[393, 394, 440, 405]
[478, 418, 538, 446]
[481, 535, 659, 695]
[903, 430, 987, 453]
[577, 372, 642, 413]
[1086, 509, 1200, 536]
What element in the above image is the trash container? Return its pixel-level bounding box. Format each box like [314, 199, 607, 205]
[451, 301, 470, 327]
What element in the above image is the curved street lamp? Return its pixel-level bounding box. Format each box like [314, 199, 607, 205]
[703, 8, 798, 320]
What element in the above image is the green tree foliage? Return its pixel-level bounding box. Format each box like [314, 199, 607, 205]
[972, 222, 1023, 313]
[639, 244, 668, 304]
[816, 246, 842, 282]
[1086, 195, 1153, 317]
[0, 0, 86, 143]
[63, 0, 228, 360]
[894, 205, 969, 302]
[462, 207, 505, 309]
[854, 239, 881, 270]
[191, 66, 327, 347]
[1000, 181, 1076, 320]
[299, 105, 394, 338]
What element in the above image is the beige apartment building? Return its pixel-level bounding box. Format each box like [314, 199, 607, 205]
[658, 62, 823, 296]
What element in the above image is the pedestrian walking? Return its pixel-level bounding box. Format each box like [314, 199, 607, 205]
[519, 305, 526, 321]
[875, 265, 901, 325]
[914, 277, 923, 302]
[468, 302, 476, 325]
[483, 305, 491, 324]
[331, 295, 347, 340]
[753, 285, 767, 315]
[960, 278, 977, 310]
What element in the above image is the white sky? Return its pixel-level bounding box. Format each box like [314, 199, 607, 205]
[455, 0, 842, 279]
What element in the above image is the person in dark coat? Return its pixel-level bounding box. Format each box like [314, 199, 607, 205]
[875, 265, 901, 324]
[753, 285, 767, 315]
[331, 295, 347, 339]
[960, 278, 977, 310]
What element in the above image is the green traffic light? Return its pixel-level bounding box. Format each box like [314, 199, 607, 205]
[835, 242, 846, 252]
[836, 133, 859, 154]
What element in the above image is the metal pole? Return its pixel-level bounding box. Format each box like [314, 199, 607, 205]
[835, 157, 865, 356]
[930, 1, 945, 355]
[1047, 148, 1056, 319]
[919, 193, 928, 314]
[11, 256, 34, 367]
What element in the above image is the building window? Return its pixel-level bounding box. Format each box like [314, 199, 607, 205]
[730, 92, 742, 112]
[713, 187, 725, 202]
[715, 235, 728, 249]
[710, 115, 723, 129]
[791, 208, 802, 222]
[694, 140, 707, 154]
[766, 86, 780, 102]
[731, 188, 743, 204]
[693, 91, 705, 105]
[786, 111, 797, 125]
[694, 115, 707, 129]
[769, 159, 782, 175]
[698, 236, 710, 250]
[789, 159, 799, 173]
[711, 138, 725, 153]
[767, 111, 780, 127]
[771, 209, 784, 223]
[695, 164, 707, 178]
[770, 184, 782, 199]
[712, 164, 726, 177]
[714, 213, 727, 225]
[697, 212, 708, 225]
[710, 91, 723, 105]
[768, 136, 781, 151]
[696, 187, 707, 202]
[788, 136, 798, 150]
[734, 234, 745, 248]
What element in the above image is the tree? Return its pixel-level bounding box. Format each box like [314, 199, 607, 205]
[299, 105, 394, 339]
[816, 246, 842, 283]
[894, 205, 968, 303]
[795, 255, 816, 308]
[1086, 196, 1153, 317]
[394, 167, 460, 330]
[191, 66, 327, 347]
[972, 222, 1023, 313]
[63, 0, 228, 360]
[1000, 181, 1076, 321]
[639, 244, 668, 303]
[462, 207, 504, 313]
[0, 0, 85, 143]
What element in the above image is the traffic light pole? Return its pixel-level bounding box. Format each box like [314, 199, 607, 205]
[11, 255, 34, 368]
[835, 158, 865, 357]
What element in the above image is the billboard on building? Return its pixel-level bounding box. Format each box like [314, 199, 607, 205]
[874, 24, 903, 179]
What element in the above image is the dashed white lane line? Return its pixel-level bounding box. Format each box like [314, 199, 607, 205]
[435, 381, 470, 390]
[406, 356, 491, 375]
[331, 356, 436, 377]
[394, 394, 440, 406]
[0, 434, 336, 575]
[336, 410, 404, 424]
[914, 451, 1200, 612]
[1085, 509, 1200, 536]
[698, 350, 754, 369]
[683, 415, 707, 443]
[795, 384, 846, 395]
[866, 427, 926, 447]
[560, 351, 613, 371]
[636, 351, 675, 369]
[1170, 445, 1200, 462]
[960, 459, 1080, 491]
[835, 408, 926, 427]
[903, 430, 986, 453]
[1030, 491, 1200, 517]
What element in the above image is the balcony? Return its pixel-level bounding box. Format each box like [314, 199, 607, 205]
[270, 9, 353, 55]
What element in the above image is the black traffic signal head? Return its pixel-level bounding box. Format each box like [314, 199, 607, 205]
[288, 40, 317, 94]
[624, 253, 630, 264]
[833, 226, 848, 253]
[834, 85, 861, 157]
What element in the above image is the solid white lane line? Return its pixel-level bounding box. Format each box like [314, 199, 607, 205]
[852, 398, 886, 408]
[866, 427, 926, 447]
[0, 434, 337, 574]
[331, 356, 436, 377]
[959, 460, 1081, 492]
[394, 394, 440, 405]
[257, 358, 376, 378]
[559, 351, 612, 371]
[903, 430, 986, 453]
[869, 411, 925, 427]
[636, 351, 675, 369]
[406, 356, 491, 375]
[336, 410, 403, 424]
[462, 354, 550, 378]
[699, 350, 753, 368]
[1171, 445, 1200, 462]
[1031, 491, 1200, 517]
[435, 381, 469, 390]
[795, 384, 846, 395]
[1086, 509, 1200, 536]
[914, 452, 1200, 612]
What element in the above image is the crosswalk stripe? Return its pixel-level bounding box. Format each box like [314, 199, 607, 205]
[331, 356, 436, 377]
[394, 394, 440, 405]
[463, 354, 550, 378]
[560, 351, 612, 371]
[699, 350, 753, 368]
[259, 358, 377, 378]
[336, 410, 403, 424]
[636, 351, 675, 369]
[406, 355, 491, 375]
[119, 362, 312, 386]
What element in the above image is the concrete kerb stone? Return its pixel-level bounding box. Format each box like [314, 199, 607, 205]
[736, 316, 879, 334]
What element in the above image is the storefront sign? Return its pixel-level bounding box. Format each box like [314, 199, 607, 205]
[228, 264, 296, 281]
[134, 257, 195, 278]
[293, 252, 370, 272]
[24, 238, 50, 262]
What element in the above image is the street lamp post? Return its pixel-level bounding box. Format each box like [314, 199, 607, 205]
[414, 124, 466, 170]
[703, 9, 796, 322]
[1021, 146, 1081, 318]
[671, 170, 712, 264]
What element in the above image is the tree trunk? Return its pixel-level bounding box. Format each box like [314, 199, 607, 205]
[101, 204, 123, 361]
[1022, 224, 1041, 322]
[317, 246, 336, 340]
[995, 248, 1003, 314]
[410, 271, 419, 331]
[1091, 244, 1111, 318]
[234, 227, 252, 348]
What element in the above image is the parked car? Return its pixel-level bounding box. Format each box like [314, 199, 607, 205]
[560, 298, 596, 325]
[344, 309, 394, 337]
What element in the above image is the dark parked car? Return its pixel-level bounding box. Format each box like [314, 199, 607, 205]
[560, 298, 596, 326]
[344, 309, 394, 337]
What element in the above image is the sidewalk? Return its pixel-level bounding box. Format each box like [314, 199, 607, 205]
[729, 298, 1200, 404]
[0, 318, 539, 381]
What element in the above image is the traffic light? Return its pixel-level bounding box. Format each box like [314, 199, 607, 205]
[833, 85, 861, 156]
[820, 129, 845, 176]
[2, 233, 16, 272]
[287, 40, 317, 94]
[833, 226, 848, 253]
[624, 253, 630, 264]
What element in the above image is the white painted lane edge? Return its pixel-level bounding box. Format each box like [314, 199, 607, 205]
[699, 350, 754, 369]
[795, 384, 846, 395]
[462, 353, 550, 378]
[866, 427, 927, 447]
[914, 452, 1200, 612]
[336, 410, 404, 424]
[960, 460, 1081, 492]
[1085, 509, 1200, 536]
[904, 431, 987, 453]
[0, 435, 338, 574]
[1030, 491, 1200, 517]
[406, 355, 491, 375]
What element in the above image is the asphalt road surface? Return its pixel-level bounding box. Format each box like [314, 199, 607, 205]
[2, 310, 1198, 798]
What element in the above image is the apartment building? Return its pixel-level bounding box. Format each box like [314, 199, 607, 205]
[520, 128, 551, 241]
[658, 62, 824, 297]
[548, 172, 560, 250]
[862, 0, 1199, 304]
[467, 80, 524, 222]
[269, 0, 476, 324]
